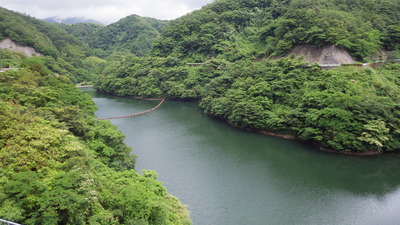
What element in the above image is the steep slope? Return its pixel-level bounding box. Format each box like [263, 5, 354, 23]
[0, 7, 113, 83]
[57, 22, 105, 44]
[0, 7, 90, 58]
[0, 38, 41, 57]
[284, 44, 356, 65]
[89, 15, 168, 57]
[152, 0, 399, 61]
[0, 65, 191, 224]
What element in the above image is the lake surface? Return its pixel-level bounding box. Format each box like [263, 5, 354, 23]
[84, 87, 400, 225]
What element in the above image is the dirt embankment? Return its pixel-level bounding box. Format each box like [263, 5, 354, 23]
[285, 44, 355, 65]
[0, 38, 41, 57]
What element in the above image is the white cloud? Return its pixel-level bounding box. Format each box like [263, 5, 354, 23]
[1, 0, 215, 24]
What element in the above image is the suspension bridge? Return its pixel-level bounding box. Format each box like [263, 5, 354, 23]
[97, 99, 165, 120]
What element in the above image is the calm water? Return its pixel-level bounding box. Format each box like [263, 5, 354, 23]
[84, 88, 400, 225]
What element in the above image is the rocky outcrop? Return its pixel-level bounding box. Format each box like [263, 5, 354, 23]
[286, 44, 355, 65]
[0, 38, 41, 57]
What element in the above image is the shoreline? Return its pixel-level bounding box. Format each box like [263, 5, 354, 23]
[227, 121, 382, 156]
[91, 90, 384, 156]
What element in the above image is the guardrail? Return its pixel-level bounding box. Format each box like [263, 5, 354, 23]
[0, 68, 19, 72]
[0, 219, 21, 225]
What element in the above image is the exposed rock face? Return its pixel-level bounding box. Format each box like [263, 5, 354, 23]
[0, 38, 41, 57]
[286, 44, 355, 65]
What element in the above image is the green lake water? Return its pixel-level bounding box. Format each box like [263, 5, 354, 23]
[84, 87, 400, 225]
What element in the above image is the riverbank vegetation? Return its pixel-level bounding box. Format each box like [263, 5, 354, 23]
[0, 61, 191, 224]
[95, 0, 400, 153]
[95, 55, 400, 153]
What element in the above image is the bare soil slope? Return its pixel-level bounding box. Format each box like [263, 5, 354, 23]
[286, 44, 355, 65]
[0, 38, 41, 57]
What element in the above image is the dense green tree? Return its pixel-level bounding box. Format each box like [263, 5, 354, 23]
[89, 15, 167, 57]
[0, 63, 191, 224]
[94, 0, 400, 154]
[0, 7, 109, 83]
[96, 52, 400, 153]
[0, 7, 90, 58]
[152, 0, 399, 61]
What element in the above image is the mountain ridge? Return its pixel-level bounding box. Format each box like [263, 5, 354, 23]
[42, 16, 103, 25]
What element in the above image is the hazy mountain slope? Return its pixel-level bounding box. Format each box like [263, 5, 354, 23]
[57, 22, 105, 44]
[43, 16, 102, 24]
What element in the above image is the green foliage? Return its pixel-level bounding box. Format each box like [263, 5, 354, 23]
[358, 119, 390, 149]
[152, 0, 399, 61]
[0, 7, 103, 83]
[97, 52, 400, 153]
[0, 48, 26, 68]
[57, 22, 105, 44]
[20, 57, 50, 75]
[0, 7, 90, 58]
[0, 67, 191, 224]
[2, 1, 400, 223]
[89, 15, 168, 57]
[93, 0, 400, 154]
[200, 60, 400, 152]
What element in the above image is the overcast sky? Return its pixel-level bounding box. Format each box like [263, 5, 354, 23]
[1, 0, 215, 24]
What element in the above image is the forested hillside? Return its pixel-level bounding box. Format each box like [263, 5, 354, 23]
[0, 57, 191, 224]
[57, 22, 105, 44]
[96, 0, 400, 154]
[1, 0, 400, 221]
[88, 15, 167, 57]
[152, 0, 399, 61]
[0, 7, 105, 83]
[0, 7, 90, 58]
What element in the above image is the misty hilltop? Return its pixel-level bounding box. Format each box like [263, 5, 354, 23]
[42, 16, 103, 25]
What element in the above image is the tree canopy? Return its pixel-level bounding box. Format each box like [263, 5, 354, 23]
[94, 0, 400, 154]
[87, 15, 167, 57]
[152, 0, 399, 61]
[0, 60, 191, 224]
[95, 53, 400, 153]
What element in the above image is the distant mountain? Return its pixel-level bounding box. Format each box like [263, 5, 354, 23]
[56, 23, 105, 44]
[88, 15, 168, 57]
[43, 16, 102, 25]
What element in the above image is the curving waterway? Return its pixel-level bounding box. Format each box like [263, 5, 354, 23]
[84, 87, 400, 225]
